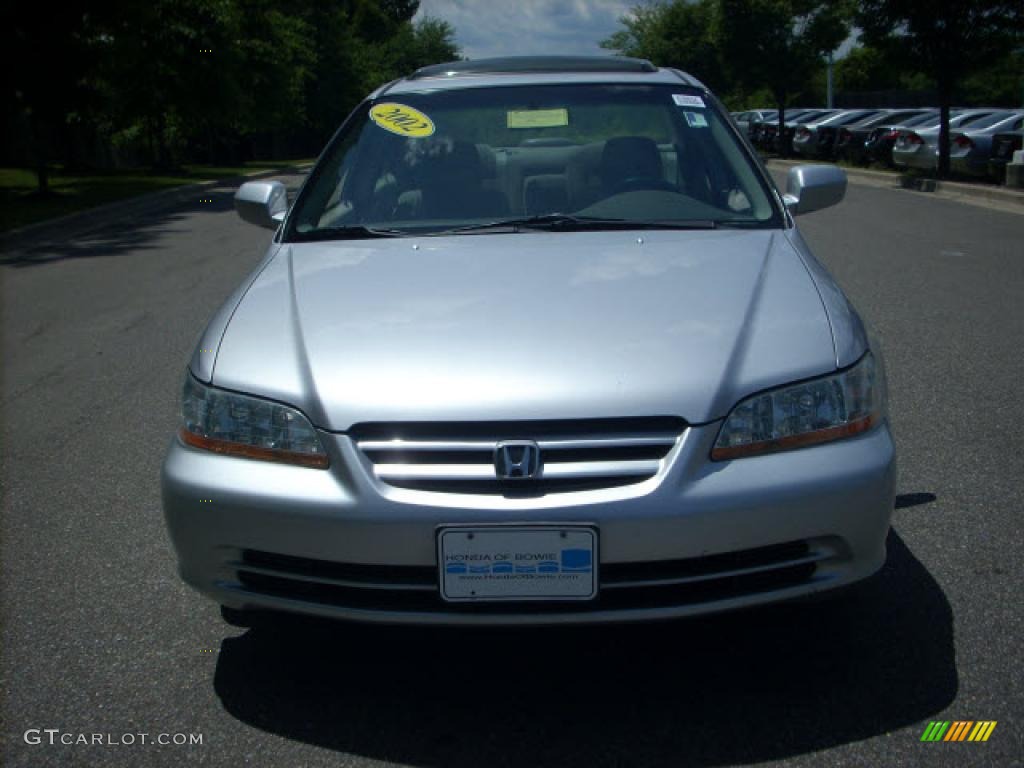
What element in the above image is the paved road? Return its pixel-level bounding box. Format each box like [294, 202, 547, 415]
[2, 175, 1022, 767]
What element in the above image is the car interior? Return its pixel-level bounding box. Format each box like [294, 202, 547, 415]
[329, 132, 759, 230]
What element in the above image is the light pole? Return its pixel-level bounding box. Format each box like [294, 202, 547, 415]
[826, 50, 834, 108]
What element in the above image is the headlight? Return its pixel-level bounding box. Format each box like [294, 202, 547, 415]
[712, 353, 882, 460]
[179, 373, 329, 468]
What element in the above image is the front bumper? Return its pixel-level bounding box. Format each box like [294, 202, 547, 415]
[161, 422, 896, 625]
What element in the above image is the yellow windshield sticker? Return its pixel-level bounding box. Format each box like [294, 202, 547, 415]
[507, 108, 569, 129]
[369, 103, 435, 138]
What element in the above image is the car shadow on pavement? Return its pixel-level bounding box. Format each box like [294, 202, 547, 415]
[213, 529, 956, 766]
[0, 189, 239, 267]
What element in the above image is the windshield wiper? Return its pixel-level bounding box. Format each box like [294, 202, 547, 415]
[437, 214, 719, 234]
[291, 225, 405, 241]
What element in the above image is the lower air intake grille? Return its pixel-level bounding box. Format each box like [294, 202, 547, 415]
[233, 540, 824, 615]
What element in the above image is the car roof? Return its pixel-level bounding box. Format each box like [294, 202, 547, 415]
[371, 56, 703, 97]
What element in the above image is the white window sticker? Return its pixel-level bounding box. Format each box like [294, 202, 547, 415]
[673, 94, 706, 108]
[684, 111, 708, 128]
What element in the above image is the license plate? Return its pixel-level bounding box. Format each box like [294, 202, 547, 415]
[437, 526, 598, 602]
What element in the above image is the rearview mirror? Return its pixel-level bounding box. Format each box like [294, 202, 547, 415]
[783, 165, 846, 215]
[234, 180, 288, 229]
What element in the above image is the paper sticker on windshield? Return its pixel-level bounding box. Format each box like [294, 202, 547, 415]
[507, 108, 569, 128]
[369, 103, 435, 138]
[673, 94, 706, 108]
[684, 111, 708, 128]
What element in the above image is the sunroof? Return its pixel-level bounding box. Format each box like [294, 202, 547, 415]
[409, 56, 658, 79]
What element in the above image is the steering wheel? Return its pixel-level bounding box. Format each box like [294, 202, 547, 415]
[611, 176, 677, 195]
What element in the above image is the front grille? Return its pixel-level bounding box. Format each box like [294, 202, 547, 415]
[351, 417, 685, 496]
[232, 539, 827, 616]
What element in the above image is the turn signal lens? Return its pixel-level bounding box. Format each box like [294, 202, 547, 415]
[712, 354, 882, 461]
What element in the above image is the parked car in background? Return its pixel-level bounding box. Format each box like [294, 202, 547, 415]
[836, 109, 935, 165]
[893, 110, 1013, 171]
[749, 110, 780, 148]
[162, 55, 896, 627]
[792, 109, 883, 159]
[774, 109, 840, 154]
[733, 109, 774, 138]
[751, 109, 822, 150]
[863, 111, 941, 167]
[950, 111, 1024, 177]
[988, 129, 1024, 181]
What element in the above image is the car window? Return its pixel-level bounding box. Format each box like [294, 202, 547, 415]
[827, 111, 878, 126]
[809, 111, 831, 122]
[967, 112, 1015, 129]
[874, 111, 917, 126]
[953, 112, 997, 128]
[287, 83, 780, 239]
[900, 112, 938, 127]
[966, 112, 1015, 131]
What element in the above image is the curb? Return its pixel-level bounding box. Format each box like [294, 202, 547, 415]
[765, 158, 1024, 208]
[0, 163, 313, 252]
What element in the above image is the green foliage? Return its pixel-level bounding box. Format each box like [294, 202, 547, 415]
[960, 50, 1024, 108]
[4, 0, 460, 188]
[856, 0, 1023, 84]
[717, 0, 852, 106]
[236, 2, 317, 132]
[602, 1, 729, 93]
[601, 0, 854, 112]
[855, 0, 1024, 174]
[835, 46, 899, 92]
[350, 16, 461, 99]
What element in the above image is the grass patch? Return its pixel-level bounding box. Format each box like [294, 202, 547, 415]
[0, 161, 313, 233]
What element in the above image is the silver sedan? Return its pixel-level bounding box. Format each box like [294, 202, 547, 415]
[950, 111, 1024, 176]
[161, 56, 896, 626]
[893, 110, 1017, 170]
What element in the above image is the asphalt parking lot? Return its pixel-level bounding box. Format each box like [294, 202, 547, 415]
[1, 172, 1022, 767]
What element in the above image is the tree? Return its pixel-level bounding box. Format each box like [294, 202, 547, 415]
[834, 45, 904, 92]
[601, 1, 730, 95]
[235, 0, 316, 160]
[410, 16, 461, 68]
[4, 3, 96, 192]
[97, 0, 248, 169]
[857, 0, 1024, 177]
[3, 0, 461, 176]
[717, 0, 852, 155]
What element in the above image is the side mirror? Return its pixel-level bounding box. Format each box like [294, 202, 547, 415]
[234, 180, 288, 229]
[783, 164, 846, 215]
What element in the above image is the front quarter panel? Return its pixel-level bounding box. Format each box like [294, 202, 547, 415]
[189, 242, 281, 382]
[785, 227, 868, 368]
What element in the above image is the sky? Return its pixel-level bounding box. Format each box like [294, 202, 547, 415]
[414, 0, 636, 59]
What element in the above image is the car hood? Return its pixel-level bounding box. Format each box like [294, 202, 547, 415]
[211, 230, 837, 431]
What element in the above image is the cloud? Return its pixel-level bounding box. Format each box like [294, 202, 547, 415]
[414, 0, 636, 60]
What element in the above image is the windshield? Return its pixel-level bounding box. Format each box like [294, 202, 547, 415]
[286, 83, 781, 240]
